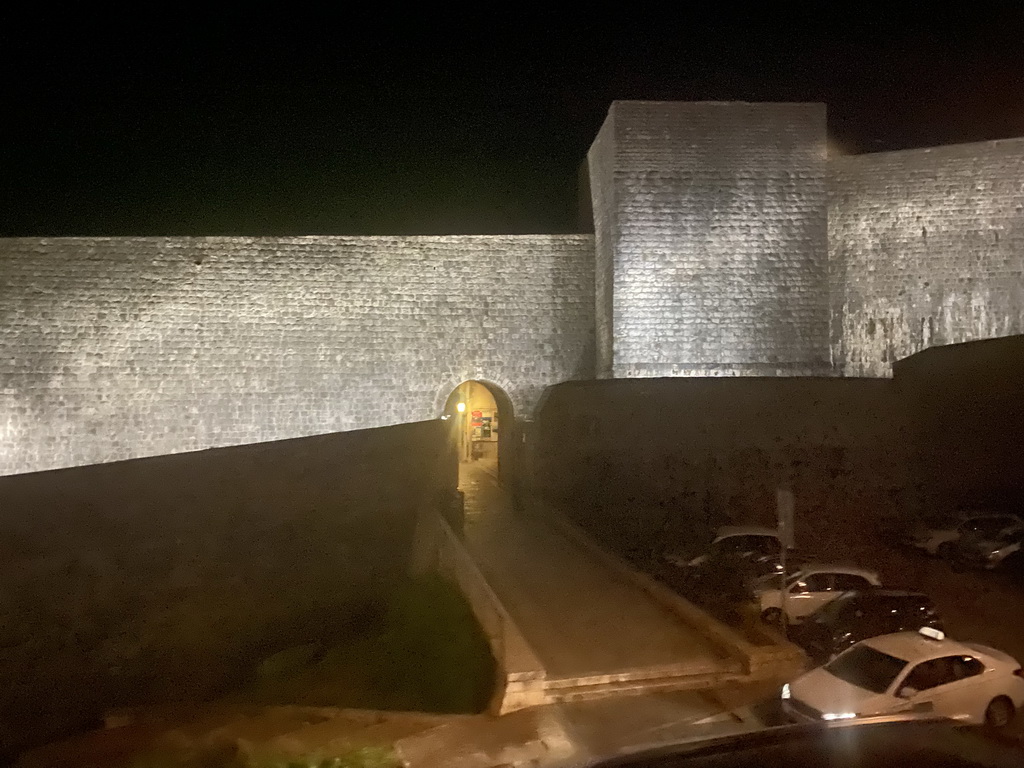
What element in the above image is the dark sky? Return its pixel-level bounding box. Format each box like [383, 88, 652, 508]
[3, 13, 1024, 237]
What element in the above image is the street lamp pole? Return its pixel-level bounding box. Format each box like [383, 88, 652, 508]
[456, 401, 467, 462]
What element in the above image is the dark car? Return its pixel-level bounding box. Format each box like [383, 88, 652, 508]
[789, 589, 943, 664]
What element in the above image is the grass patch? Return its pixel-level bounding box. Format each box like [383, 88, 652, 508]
[242, 574, 496, 714]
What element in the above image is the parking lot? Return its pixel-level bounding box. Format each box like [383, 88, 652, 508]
[643, 493, 1024, 736]
[805, 509, 1024, 681]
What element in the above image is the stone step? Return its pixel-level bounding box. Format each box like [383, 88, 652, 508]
[541, 660, 730, 691]
[543, 671, 746, 704]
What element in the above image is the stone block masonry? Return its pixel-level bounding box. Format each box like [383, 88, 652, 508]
[830, 138, 1024, 376]
[588, 101, 830, 378]
[4, 101, 1024, 478]
[0, 235, 594, 475]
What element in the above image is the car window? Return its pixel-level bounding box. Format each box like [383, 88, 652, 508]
[952, 655, 985, 680]
[903, 657, 960, 692]
[749, 536, 780, 555]
[833, 573, 872, 591]
[877, 597, 923, 624]
[812, 593, 860, 623]
[716, 536, 752, 554]
[791, 573, 830, 593]
[825, 645, 908, 694]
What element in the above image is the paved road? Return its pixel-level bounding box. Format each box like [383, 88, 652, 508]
[458, 462, 729, 681]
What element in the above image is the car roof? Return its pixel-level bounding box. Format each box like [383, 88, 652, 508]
[860, 631, 978, 662]
[714, 525, 779, 539]
[796, 563, 879, 579]
[847, 588, 931, 601]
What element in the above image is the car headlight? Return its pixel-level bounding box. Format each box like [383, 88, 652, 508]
[821, 712, 857, 721]
[781, 683, 791, 700]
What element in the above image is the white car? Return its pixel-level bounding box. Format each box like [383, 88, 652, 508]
[783, 627, 1024, 728]
[905, 512, 1023, 558]
[756, 565, 881, 625]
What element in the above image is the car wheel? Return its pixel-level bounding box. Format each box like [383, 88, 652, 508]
[984, 696, 1015, 729]
[761, 607, 783, 626]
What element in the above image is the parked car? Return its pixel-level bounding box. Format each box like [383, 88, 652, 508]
[951, 527, 1024, 572]
[902, 511, 1023, 558]
[790, 589, 943, 664]
[666, 525, 784, 568]
[661, 526, 796, 608]
[783, 627, 1024, 728]
[755, 565, 881, 625]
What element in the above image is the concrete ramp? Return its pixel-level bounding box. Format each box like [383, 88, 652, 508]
[453, 464, 798, 710]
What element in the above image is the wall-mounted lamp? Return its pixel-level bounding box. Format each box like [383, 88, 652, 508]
[456, 402, 466, 413]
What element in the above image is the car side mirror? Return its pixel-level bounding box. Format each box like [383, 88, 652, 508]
[898, 686, 918, 699]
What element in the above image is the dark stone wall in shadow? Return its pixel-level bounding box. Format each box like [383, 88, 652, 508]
[894, 335, 1024, 512]
[532, 378, 911, 557]
[0, 419, 453, 754]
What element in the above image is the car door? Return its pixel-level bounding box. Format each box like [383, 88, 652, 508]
[896, 656, 988, 722]
[786, 573, 834, 621]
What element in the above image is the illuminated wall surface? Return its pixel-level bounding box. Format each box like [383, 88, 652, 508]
[588, 101, 830, 377]
[2, 102, 1024, 476]
[830, 139, 1024, 376]
[0, 236, 595, 474]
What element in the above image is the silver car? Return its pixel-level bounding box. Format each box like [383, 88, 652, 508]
[953, 527, 1024, 571]
[904, 511, 1023, 559]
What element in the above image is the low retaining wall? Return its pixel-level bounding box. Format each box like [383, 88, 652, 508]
[429, 515, 547, 714]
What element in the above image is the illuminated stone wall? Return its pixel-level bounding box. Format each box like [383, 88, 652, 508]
[7, 103, 1024, 477]
[587, 101, 830, 378]
[0, 235, 594, 475]
[830, 139, 1024, 376]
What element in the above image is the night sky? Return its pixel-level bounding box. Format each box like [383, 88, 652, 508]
[4, 13, 1024, 237]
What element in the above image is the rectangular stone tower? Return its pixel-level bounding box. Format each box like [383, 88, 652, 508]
[587, 101, 829, 378]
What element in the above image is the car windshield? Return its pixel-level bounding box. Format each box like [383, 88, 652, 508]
[811, 592, 860, 624]
[825, 644, 908, 693]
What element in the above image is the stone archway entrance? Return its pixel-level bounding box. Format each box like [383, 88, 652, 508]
[443, 380, 516, 487]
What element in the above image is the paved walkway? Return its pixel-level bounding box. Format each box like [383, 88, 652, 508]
[459, 462, 728, 681]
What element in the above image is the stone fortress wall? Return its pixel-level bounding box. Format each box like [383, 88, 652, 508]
[2, 101, 1023, 476]
[0, 235, 594, 475]
[830, 138, 1024, 376]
